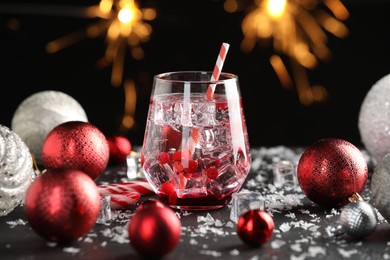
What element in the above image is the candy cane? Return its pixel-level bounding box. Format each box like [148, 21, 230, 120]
[98, 180, 154, 209]
[109, 191, 141, 209]
[98, 180, 154, 196]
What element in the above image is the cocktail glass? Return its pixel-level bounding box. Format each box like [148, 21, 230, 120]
[141, 71, 251, 210]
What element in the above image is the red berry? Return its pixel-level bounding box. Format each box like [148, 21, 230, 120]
[158, 152, 170, 164]
[161, 182, 175, 194]
[172, 151, 182, 161]
[206, 167, 218, 179]
[173, 161, 184, 173]
[172, 150, 191, 161]
[183, 159, 198, 173]
[168, 191, 177, 205]
[213, 159, 221, 166]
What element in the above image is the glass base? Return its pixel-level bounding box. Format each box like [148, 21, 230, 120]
[169, 205, 225, 211]
[158, 194, 232, 211]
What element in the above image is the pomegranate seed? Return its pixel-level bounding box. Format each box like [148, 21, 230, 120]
[161, 182, 175, 194]
[183, 159, 198, 173]
[206, 167, 218, 179]
[172, 151, 182, 161]
[173, 161, 184, 173]
[158, 152, 170, 164]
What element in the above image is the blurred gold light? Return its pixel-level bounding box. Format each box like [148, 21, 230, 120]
[45, 0, 155, 87]
[269, 55, 292, 89]
[0, 0, 153, 133]
[230, 0, 349, 105]
[266, 0, 286, 19]
[120, 79, 137, 132]
[99, 0, 113, 15]
[118, 7, 134, 24]
[224, 0, 239, 13]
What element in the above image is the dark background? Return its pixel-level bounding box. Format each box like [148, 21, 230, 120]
[1, 0, 390, 148]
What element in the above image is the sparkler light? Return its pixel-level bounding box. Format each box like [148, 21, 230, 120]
[45, 0, 156, 87]
[44, 0, 156, 132]
[225, 0, 349, 105]
[1, 0, 156, 133]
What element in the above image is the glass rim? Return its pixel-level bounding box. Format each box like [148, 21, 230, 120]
[154, 71, 238, 84]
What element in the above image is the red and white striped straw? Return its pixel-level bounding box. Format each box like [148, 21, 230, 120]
[205, 42, 230, 100]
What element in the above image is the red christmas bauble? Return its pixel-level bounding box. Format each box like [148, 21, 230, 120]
[42, 121, 109, 179]
[136, 199, 166, 212]
[237, 209, 274, 247]
[106, 135, 132, 165]
[297, 138, 368, 208]
[128, 203, 181, 257]
[24, 169, 101, 242]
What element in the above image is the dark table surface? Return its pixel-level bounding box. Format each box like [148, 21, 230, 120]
[1, 146, 389, 260]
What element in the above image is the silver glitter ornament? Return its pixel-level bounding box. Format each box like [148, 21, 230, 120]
[0, 124, 36, 216]
[358, 73, 390, 163]
[328, 201, 377, 239]
[11, 90, 88, 165]
[371, 153, 390, 222]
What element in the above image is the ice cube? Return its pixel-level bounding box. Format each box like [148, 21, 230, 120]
[207, 165, 239, 199]
[216, 106, 229, 121]
[273, 160, 298, 188]
[153, 100, 171, 125]
[144, 158, 176, 187]
[213, 126, 229, 149]
[176, 173, 207, 198]
[96, 195, 111, 224]
[199, 127, 215, 155]
[230, 192, 266, 223]
[126, 152, 146, 180]
[192, 102, 216, 126]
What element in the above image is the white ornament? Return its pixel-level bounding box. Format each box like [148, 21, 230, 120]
[358, 74, 390, 163]
[11, 90, 88, 164]
[371, 153, 390, 222]
[0, 124, 36, 216]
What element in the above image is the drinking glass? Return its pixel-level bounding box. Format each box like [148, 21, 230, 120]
[141, 71, 251, 210]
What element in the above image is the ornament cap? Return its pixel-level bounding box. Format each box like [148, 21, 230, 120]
[348, 193, 363, 203]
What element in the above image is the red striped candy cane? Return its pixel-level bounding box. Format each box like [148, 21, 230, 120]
[109, 191, 141, 209]
[98, 180, 154, 196]
[98, 180, 154, 209]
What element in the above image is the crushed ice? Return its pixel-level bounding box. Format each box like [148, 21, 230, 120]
[6, 219, 27, 228]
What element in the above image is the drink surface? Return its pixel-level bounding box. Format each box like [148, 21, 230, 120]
[142, 93, 251, 210]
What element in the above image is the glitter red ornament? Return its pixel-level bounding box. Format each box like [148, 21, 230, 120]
[128, 200, 181, 257]
[135, 199, 166, 212]
[237, 209, 274, 247]
[297, 138, 368, 208]
[106, 135, 132, 165]
[41, 121, 109, 179]
[24, 169, 101, 242]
